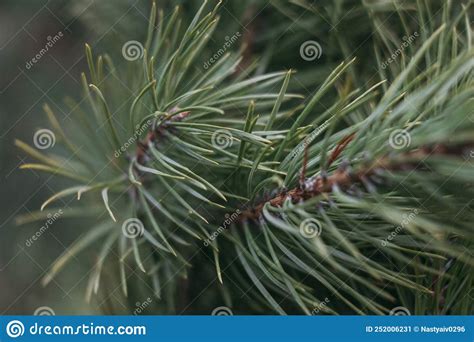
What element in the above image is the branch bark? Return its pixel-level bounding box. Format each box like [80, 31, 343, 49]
[238, 142, 473, 221]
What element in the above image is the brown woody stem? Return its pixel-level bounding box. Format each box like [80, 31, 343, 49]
[238, 142, 473, 222]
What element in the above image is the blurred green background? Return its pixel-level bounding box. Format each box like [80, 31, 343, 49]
[0, 0, 160, 315]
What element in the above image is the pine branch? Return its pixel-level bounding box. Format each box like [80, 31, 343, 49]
[135, 110, 190, 164]
[16, 0, 474, 315]
[239, 141, 474, 221]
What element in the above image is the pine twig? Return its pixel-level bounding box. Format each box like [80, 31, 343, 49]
[135, 111, 190, 164]
[238, 142, 474, 221]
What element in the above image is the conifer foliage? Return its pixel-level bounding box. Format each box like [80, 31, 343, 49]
[18, 0, 474, 314]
